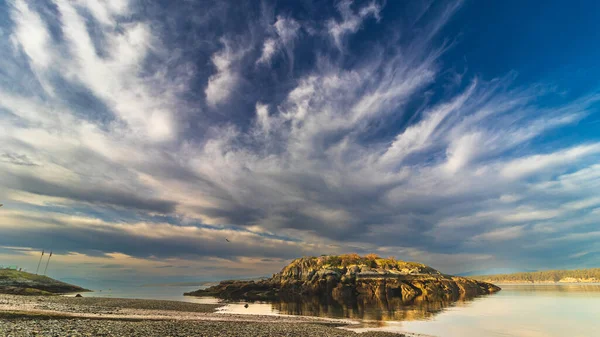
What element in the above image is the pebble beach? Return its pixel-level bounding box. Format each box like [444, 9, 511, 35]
[0, 295, 409, 337]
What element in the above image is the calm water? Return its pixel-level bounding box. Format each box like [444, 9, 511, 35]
[348, 284, 600, 337]
[215, 284, 600, 337]
[70, 284, 600, 336]
[64, 284, 221, 305]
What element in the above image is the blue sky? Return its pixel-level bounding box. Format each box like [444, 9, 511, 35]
[1, 0, 599, 283]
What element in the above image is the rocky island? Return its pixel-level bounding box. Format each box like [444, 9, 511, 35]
[0, 269, 88, 295]
[185, 254, 500, 304]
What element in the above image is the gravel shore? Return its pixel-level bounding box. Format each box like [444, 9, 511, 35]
[0, 295, 409, 337]
[0, 318, 405, 337]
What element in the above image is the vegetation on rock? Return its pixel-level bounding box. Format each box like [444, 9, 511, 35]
[0, 269, 88, 295]
[277, 254, 440, 277]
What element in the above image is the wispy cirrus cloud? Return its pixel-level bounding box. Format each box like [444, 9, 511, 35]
[327, 0, 381, 50]
[1, 0, 599, 280]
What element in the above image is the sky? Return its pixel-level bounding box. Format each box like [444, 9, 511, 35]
[1, 0, 600, 285]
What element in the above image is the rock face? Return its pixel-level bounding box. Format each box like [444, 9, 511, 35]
[185, 255, 500, 304]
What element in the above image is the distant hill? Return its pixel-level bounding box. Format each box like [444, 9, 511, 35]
[457, 268, 537, 276]
[0, 269, 89, 295]
[471, 268, 600, 283]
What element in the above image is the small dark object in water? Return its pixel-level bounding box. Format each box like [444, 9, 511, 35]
[75, 294, 82, 297]
[244, 303, 249, 308]
[226, 238, 230, 242]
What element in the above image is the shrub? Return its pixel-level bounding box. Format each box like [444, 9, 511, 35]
[365, 253, 380, 260]
[326, 256, 342, 266]
[340, 253, 361, 266]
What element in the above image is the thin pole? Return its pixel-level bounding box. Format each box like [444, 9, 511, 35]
[35, 250, 44, 274]
[43, 251, 52, 275]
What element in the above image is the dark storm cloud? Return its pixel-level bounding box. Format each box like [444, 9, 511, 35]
[10, 174, 176, 214]
[0, 212, 321, 260]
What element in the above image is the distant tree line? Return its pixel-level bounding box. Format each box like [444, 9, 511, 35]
[473, 268, 600, 282]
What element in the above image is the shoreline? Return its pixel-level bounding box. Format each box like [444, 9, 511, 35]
[492, 281, 600, 285]
[0, 294, 419, 336]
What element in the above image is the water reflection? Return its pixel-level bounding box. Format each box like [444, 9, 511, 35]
[216, 284, 600, 337]
[368, 283, 600, 337]
[218, 291, 485, 322]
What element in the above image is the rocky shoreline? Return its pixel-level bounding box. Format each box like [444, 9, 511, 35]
[0, 294, 409, 336]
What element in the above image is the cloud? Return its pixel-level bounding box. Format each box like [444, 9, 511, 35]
[328, 0, 382, 50]
[0, 210, 331, 260]
[9, 0, 52, 70]
[255, 102, 271, 132]
[500, 144, 600, 180]
[471, 226, 526, 242]
[74, 0, 130, 26]
[256, 16, 300, 66]
[8, 174, 176, 213]
[205, 40, 246, 107]
[0, 152, 38, 166]
[52, 0, 180, 142]
[1, 0, 600, 279]
[256, 38, 278, 65]
[380, 81, 477, 168]
[563, 197, 600, 210]
[274, 16, 301, 45]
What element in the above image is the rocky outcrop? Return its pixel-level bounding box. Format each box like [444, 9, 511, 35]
[185, 255, 500, 304]
[0, 269, 88, 296]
